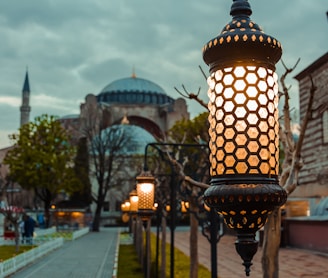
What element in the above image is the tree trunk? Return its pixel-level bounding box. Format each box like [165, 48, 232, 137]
[261, 207, 281, 278]
[92, 204, 102, 231]
[44, 202, 51, 228]
[14, 222, 20, 253]
[189, 198, 199, 278]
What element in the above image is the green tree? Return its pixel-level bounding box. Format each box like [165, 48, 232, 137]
[4, 114, 81, 227]
[169, 112, 209, 144]
[70, 137, 92, 206]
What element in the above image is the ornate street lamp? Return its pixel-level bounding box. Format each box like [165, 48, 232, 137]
[202, 0, 287, 275]
[121, 200, 131, 225]
[121, 200, 131, 212]
[129, 190, 139, 216]
[136, 172, 155, 222]
[136, 172, 155, 278]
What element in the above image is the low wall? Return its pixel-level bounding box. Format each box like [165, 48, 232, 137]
[0, 237, 64, 278]
[285, 217, 328, 253]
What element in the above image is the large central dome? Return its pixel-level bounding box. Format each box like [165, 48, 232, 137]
[97, 75, 174, 105]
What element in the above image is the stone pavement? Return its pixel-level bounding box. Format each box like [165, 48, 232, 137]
[7, 226, 328, 278]
[10, 227, 120, 278]
[174, 230, 328, 278]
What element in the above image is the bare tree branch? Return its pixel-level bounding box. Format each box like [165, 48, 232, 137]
[284, 75, 317, 194]
[174, 86, 208, 110]
[184, 176, 209, 189]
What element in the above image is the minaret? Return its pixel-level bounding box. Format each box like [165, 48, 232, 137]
[20, 70, 31, 126]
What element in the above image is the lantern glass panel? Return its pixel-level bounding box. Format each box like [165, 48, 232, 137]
[207, 65, 279, 176]
[246, 86, 258, 98]
[137, 182, 154, 210]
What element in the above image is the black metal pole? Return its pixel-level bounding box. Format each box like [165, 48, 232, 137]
[170, 173, 176, 278]
[210, 208, 218, 278]
[142, 142, 208, 278]
[155, 205, 161, 278]
[145, 219, 151, 278]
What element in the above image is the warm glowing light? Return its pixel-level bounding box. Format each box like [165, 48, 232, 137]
[140, 183, 153, 193]
[129, 190, 139, 213]
[137, 181, 155, 210]
[207, 65, 279, 176]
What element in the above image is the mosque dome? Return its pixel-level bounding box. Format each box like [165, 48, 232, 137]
[94, 124, 156, 155]
[97, 75, 174, 105]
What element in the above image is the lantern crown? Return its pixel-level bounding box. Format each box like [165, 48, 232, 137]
[202, 0, 282, 72]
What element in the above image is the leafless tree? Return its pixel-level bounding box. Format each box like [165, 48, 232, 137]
[80, 96, 134, 231]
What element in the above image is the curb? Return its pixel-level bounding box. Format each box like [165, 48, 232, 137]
[112, 228, 121, 278]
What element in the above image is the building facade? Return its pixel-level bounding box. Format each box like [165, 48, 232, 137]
[293, 52, 328, 199]
[284, 52, 328, 220]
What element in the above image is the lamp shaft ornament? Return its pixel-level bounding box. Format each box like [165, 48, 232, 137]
[203, 0, 287, 276]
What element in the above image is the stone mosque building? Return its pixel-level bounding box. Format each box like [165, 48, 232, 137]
[59, 72, 190, 221]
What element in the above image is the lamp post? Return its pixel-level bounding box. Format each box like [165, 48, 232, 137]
[143, 142, 207, 278]
[202, 0, 287, 276]
[121, 200, 131, 231]
[129, 190, 139, 247]
[136, 172, 155, 278]
[200, 203, 224, 278]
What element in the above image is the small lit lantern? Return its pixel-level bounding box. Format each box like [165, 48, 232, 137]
[181, 201, 189, 213]
[121, 200, 131, 223]
[129, 190, 139, 216]
[136, 172, 155, 222]
[202, 0, 287, 275]
[121, 200, 131, 212]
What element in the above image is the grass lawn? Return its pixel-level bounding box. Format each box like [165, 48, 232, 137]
[118, 244, 144, 278]
[36, 231, 73, 241]
[0, 245, 36, 261]
[117, 232, 212, 278]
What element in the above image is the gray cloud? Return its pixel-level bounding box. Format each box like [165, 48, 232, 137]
[0, 0, 327, 148]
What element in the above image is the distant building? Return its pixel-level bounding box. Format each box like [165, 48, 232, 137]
[287, 52, 328, 217]
[60, 73, 190, 224]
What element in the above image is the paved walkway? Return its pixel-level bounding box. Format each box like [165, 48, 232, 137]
[174, 230, 328, 278]
[7, 226, 328, 278]
[10, 227, 120, 278]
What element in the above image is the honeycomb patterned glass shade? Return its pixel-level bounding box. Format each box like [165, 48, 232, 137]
[207, 65, 279, 178]
[137, 182, 155, 210]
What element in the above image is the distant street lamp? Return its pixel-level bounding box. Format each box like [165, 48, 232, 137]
[202, 0, 287, 276]
[143, 142, 207, 278]
[136, 172, 155, 278]
[129, 190, 139, 215]
[129, 190, 139, 245]
[137, 173, 155, 222]
[121, 200, 131, 212]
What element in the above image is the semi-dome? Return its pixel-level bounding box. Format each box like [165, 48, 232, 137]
[97, 76, 174, 105]
[93, 124, 156, 155]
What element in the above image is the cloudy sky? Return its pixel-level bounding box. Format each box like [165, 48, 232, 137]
[0, 0, 327, 148]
